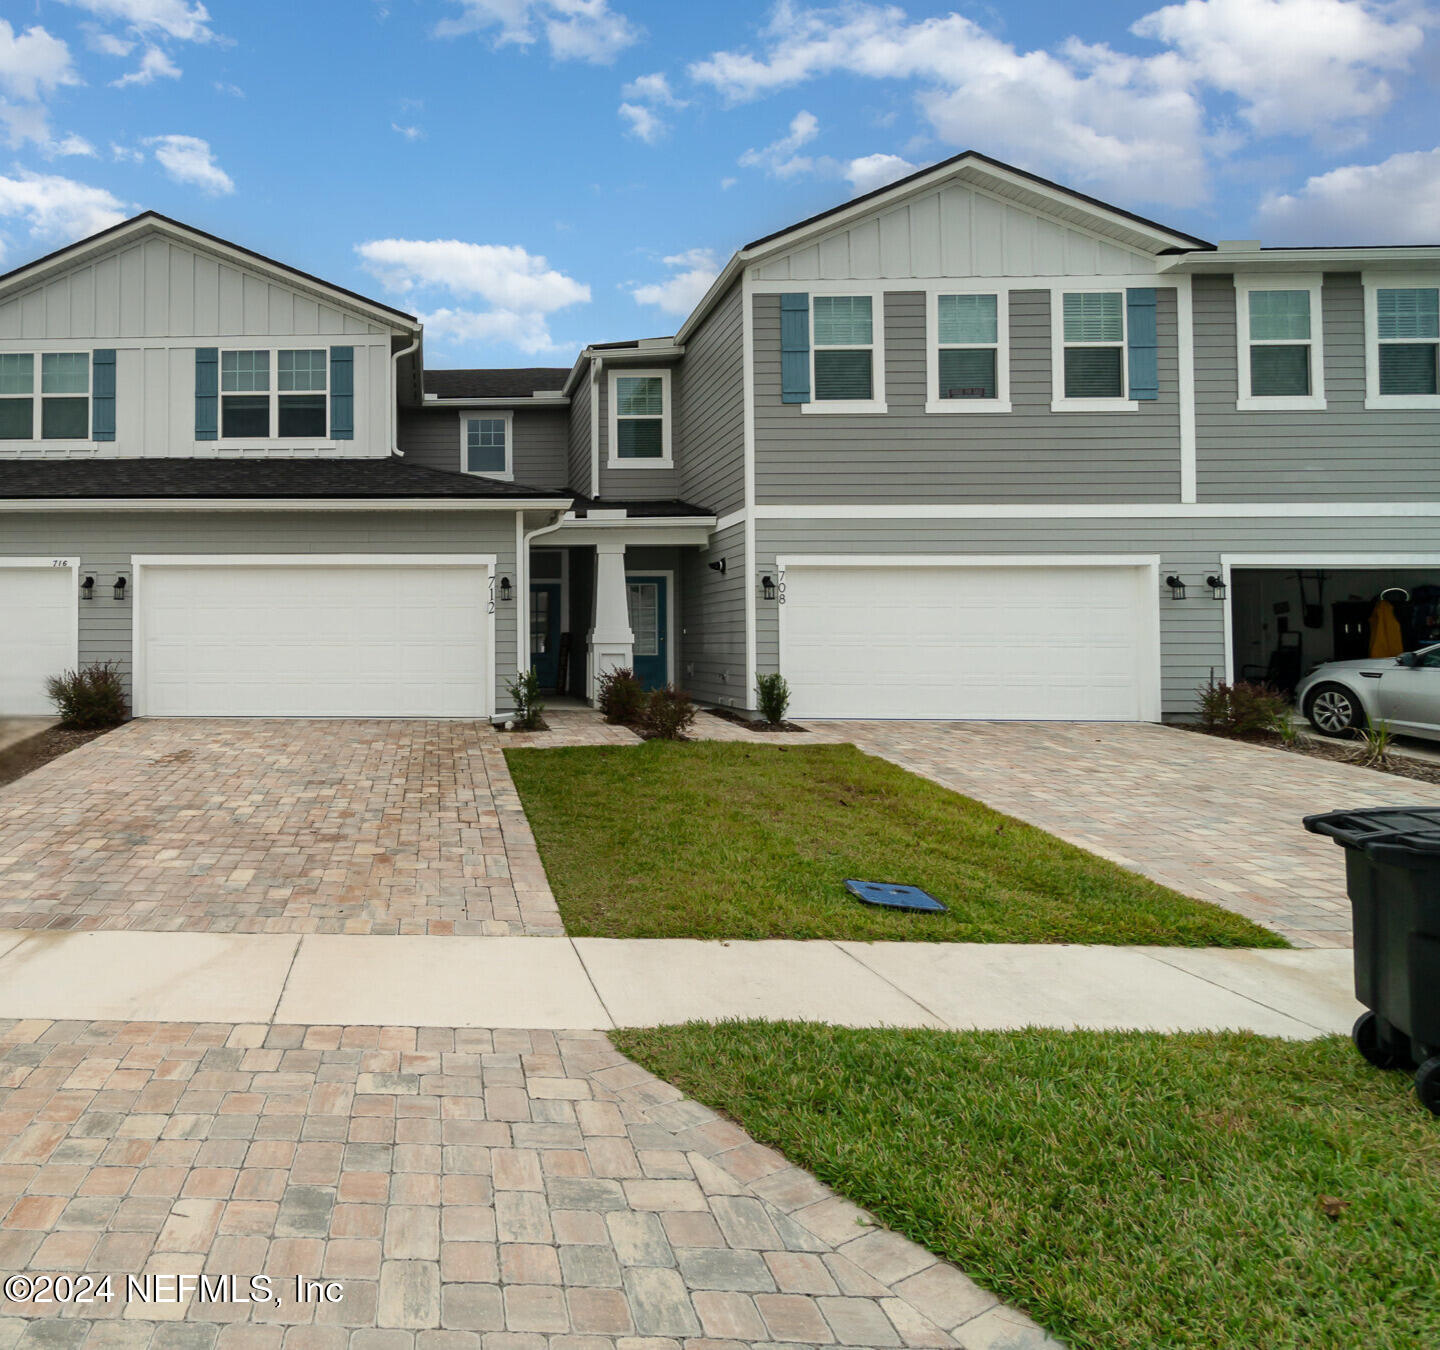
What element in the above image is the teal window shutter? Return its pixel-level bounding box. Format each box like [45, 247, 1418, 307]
[780, 293, 810, 404]
[92, 348, 116, 441]
[330, 346, 354, 439]
[195, 347, 218, 440]
[1126, 288, 1158, 400]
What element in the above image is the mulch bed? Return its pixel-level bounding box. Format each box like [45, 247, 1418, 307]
[0, 726, 112, 790]
[706, 706, 811, 734]
[496, 717, 550, 733]
[1183, 724, 1440, 786]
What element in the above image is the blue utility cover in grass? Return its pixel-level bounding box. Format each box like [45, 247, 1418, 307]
[844, 879, 948, 913]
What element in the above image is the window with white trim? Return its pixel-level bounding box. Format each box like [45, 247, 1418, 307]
[607, 368, 672, 467]
[0, 351, 90, 439]
[1061, 292, 1125, 399]
[460, 413, 512, 478]
[1235, 276, 1325, 410]
[220, 348, 327, 438]
[812, 295, 874, 402]
[931, 293, 1007, 411]
[1369, 283, 1439, 404]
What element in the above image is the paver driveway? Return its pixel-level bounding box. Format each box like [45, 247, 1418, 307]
[0, 721, 561, 937]
[0, 1018, 1042, 1349]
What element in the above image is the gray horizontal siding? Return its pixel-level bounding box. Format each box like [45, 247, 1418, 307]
[1195, 272, 1440, 501]
[753, 289, 1182, 505]
[756, 515, 1440, 717]
[567, 371, 591, 495]
[3, 510, 521, 714]
[398, 407, 571, 489]
[595, 364, 683, 501]
[677, 281, 745, 516]
[681, 521, 748, 707]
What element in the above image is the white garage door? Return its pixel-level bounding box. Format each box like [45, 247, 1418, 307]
[780, 561, 1158, 720]
[137, 557, 493, 717]
[0, 561, 77, 715]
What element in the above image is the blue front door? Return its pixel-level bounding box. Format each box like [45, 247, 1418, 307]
[627, 575, 669, 690]
[529, 582, 562, 690]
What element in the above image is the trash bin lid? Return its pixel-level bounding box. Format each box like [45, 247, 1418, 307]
[1304, 807, 1440, 857]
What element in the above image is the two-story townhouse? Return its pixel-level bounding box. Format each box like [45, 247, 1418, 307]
[2, 153, 1437, 725]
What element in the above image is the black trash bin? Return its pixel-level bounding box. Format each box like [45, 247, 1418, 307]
[1304, 807, 1440, 1114]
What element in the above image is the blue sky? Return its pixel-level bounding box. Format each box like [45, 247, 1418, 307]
[1, 0, 1437, 367]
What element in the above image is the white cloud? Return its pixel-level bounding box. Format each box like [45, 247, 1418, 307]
[0, 21, 79, 102]
[144, 133, 234, 194]
[0, 171, 129, 253]
[621, 71, 684, 106]
[56, 0, 214, 44]
[843, 151, 916, 195]
[1132, 0, 1424, 141]
[111, 141, 145, 162]
[739, 109, 821, 179]
[629, 247, 721, 317]
[86, 28, 135, 56]
[435, 0, 638, 64]
[618, 102, 665, 143]
[213, 81, 244, 97]
[690, 0, 1429, 206]
[355, 237, 590, 355]
[112, 45, 182, 87]
[48, 133, 97, 158]
[392, 122, 425, 140]
[1256, 148, 1440, 244]
[720, 176, 737, 189]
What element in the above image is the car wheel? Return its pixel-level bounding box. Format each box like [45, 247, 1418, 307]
[1306, 682, 1364, 737]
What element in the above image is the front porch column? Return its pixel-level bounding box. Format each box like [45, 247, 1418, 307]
[586, 540, 634, 700]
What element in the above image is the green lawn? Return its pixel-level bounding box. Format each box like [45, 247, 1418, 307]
[505, 741, 1282, 946]
[617, 1023, 1440, 1350]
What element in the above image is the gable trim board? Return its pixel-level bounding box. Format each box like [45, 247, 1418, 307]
[0, 558, 80, 716]
[752, 502, 1440, 518]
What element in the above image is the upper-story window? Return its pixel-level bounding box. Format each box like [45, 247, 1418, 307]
[812, 295, 875, 404]
[608, 368, 672, 467]
[1234, 276, 1325, 411]
[461, 412, 512, 479]
[1365, 281, 1439, 408]
[0, 352, 91, 439]
[221, 348, 328, 438]
[928, 292, 1009, 413]
[1061, 292, 1125, 399]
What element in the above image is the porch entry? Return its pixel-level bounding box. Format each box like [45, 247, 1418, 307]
[626, 574, 669, 690]
[529, 581, 563, 691]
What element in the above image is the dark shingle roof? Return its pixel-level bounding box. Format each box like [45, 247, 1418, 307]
[568, 495, 714, 518]
[0, 456, 571, 500]
[423, 368, 571, 399]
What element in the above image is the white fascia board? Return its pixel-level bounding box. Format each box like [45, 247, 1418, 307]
[1162, 247, 1440, 274]
[557, 517, 716, 547]
[753, 502, 1440, 519]
[424, 396, 570, 408]
[0, 497, 574, 512]
[675, 254, 747, 345]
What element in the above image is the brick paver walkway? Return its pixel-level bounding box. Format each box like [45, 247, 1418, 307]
[0, 1019, 1052, 1350]
[0, 723, 561, 938]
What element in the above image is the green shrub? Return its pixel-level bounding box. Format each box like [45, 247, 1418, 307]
[597, 667, 644, 725]
[1353, 718, 1394, 768]
[1195, 677, 1291, 737]
[755, 671, 791, 726]
[505, 668, 546, 731]
[45, 662, 129, 730]
[640, 685, 696, 740]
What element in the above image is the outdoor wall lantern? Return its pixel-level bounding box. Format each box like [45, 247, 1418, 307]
[708, 558, 727, 575]
[498, 576, 513, 602]
[1165, 574, 1187, 600]
[761, 574, 777, 601]
[113, 575, 128, 601]
[80, 575, 95, 600]
[1206, 574, 1226, 601]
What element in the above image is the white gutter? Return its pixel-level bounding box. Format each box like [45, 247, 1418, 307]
[390, 332, 421, 456]
[515, 507, 570, 696]
[423, 395, 570, 408]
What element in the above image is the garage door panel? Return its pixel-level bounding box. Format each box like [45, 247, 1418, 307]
[0, 566, 77, 715]
[139, 562, 491, 717]
[782, 564, 1152, 720]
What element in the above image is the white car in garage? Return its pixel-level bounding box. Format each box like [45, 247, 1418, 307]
[1296, 644, 1440, 742]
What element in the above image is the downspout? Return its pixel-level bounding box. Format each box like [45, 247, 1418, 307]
[511, 507, 570, 713]
[390, 331, 421, 456]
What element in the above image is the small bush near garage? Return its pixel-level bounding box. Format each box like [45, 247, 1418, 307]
[755, 671, 791, 726]
[597, 666, 645, 725]
[45, 662, 129, 730]
[639, 685, 696, 740]
[504, 668, 547, 731]
[1195, 677, 1291, 737]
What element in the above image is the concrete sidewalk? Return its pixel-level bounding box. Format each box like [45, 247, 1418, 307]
[0, 930, 1360, 1036]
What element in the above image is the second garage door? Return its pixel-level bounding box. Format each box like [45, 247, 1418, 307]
[780, 560, 1159, 720]
[136, 557, 493, 717]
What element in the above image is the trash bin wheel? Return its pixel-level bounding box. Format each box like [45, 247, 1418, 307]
[1415, 1058, 1440, 1117]
[1352, 1011, 1411, 1071]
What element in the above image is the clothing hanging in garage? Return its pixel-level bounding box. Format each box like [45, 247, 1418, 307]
[1369, 596, 1404, 658]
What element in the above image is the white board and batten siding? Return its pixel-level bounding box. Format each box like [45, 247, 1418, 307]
[0, 233, 400, 459]
[751, 181, 1158, 282]
[777, 557, 1162, 722]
